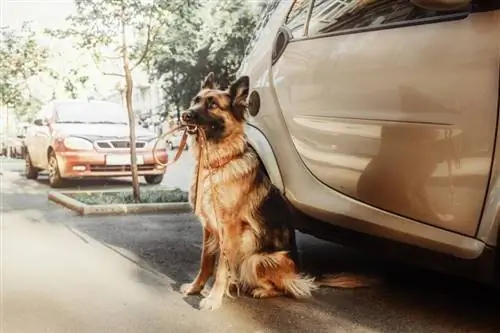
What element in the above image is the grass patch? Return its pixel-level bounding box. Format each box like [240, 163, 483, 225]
[68, 188, 189, 205]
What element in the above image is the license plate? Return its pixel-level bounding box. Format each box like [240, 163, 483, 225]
[106, 154, 144, 165]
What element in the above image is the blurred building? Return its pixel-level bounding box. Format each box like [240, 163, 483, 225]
[0, 106, 18, 136]
[102, 76, 165, 135]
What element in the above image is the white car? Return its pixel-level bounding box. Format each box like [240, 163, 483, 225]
[237, 0, 500, 286]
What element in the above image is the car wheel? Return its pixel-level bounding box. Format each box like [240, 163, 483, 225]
[48, 151, 64, 188]
[144, 174, 164, 185]
[25, 152, 40, 180]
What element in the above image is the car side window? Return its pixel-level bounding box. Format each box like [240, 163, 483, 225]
[243, 0, 283, 59]
[284, 0, 312, 38]
[33, 110, 44, 124]
[306, 0, 471, 37]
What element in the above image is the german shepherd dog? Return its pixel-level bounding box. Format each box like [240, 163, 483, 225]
[180, 73, 369, 311]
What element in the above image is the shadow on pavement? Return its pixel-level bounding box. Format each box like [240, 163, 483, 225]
[237, 236, 500, 333]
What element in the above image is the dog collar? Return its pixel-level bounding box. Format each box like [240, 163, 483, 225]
[206, 148, 247, 169]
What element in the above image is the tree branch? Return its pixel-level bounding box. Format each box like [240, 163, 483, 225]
[131, 2, 158, 71]
[102, 71, 125, 77]
[132, 27, 160, 71]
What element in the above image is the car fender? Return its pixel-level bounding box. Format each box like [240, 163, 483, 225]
[478, 64, 500, 246]
[478, 173, 500, 246]
[245, 123, 284, 193]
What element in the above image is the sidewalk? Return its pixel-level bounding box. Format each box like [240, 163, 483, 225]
[2, 213, 189, 333]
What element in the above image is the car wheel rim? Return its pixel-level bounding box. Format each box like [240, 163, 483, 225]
[48, 157, 57, 181]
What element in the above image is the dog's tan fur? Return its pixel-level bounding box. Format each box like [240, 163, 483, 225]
[180, 73, 369, 311]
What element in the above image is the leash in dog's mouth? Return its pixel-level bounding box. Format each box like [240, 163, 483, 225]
[152, 123, 200, 167]
[184, 124, 198, 134]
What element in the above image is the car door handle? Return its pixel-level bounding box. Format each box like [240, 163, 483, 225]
[271, 26, 292, 65]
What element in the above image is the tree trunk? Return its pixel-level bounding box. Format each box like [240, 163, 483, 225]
[121, 9, 140, 202]
[5, 107, 10, 156]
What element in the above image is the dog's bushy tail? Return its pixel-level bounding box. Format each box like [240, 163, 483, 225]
[240, 251, 318, 298]
[240, 251, 375, 298]
[315, 273, 374, 288]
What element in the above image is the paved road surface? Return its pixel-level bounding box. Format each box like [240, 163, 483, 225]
[2, 158, 500, 333]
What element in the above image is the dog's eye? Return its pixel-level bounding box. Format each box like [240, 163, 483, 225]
[206, 98, 218, 110]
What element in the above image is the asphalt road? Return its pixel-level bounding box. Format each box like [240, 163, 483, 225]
[2, 157, 500, 333]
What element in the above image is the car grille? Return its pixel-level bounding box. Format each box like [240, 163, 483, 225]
[95, 140, 146, 149]
[89, 164, 156, 172]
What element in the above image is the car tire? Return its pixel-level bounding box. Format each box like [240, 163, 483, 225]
[48, 151, 64, 188]
[25, 151, 40, 180]
[144, 174, 164, 185]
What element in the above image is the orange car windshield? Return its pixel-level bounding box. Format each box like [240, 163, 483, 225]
[55, 101, 129, 125]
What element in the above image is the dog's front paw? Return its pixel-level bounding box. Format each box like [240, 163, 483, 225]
[180, 282, 203, 296]
[199, 295, 223, 311]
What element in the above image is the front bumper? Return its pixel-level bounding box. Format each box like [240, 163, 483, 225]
[56, 150, 168, 178]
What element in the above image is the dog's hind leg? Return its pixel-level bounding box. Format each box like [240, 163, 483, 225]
[241, 251, 317, 299]
[251, 281, 283, 299]
[181, 227, 218, 295]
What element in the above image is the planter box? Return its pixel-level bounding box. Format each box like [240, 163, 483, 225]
[48, 188, 192, 216]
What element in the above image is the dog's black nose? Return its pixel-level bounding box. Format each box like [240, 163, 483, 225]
[181, 112, 192, 123]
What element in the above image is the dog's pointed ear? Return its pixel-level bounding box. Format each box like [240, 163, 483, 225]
[201, 72, 216, 90]
[229, 76, 250, 121]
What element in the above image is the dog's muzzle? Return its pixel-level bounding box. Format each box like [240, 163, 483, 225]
[181, 111, 193, 123]
[180, 111, 198, 134]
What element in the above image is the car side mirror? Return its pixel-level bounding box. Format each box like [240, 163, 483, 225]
[34, 119, 46, 126]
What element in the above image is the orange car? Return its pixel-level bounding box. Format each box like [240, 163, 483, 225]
[24, 99, 167, 188]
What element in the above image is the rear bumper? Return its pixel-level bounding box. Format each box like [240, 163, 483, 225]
[56, 150, 168, 178]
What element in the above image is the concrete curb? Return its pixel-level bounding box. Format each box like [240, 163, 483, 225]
[48, 190, 192, 216]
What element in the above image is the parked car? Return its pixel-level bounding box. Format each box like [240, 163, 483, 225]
[11, 134, 26, 159]
[238, 0, 500, 285]
[0, 134, 24, 158]
[24, 99, 168, 188]
[0, 134, 8, 157]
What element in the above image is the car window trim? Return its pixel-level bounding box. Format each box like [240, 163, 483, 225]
[303, 0, 315, 36]
[291, 9, 470, 43]
[282, 0, 314, 38]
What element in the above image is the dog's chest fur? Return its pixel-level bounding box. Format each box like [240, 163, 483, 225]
[189, 138, 262, 233]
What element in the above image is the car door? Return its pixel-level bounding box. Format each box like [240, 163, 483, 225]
[270, 0, 500, 236]
[28, 103, 53, 168]
[26, 112, 43, 167]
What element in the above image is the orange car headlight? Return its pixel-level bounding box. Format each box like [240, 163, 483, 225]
[63, 137, 94, 150]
